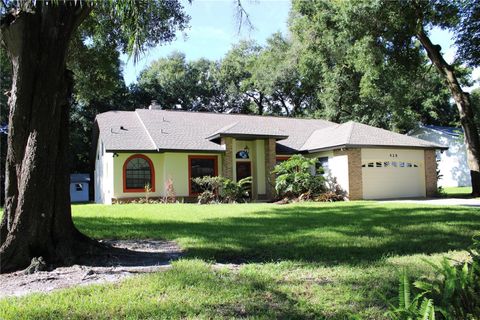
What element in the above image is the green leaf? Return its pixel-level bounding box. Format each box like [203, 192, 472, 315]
[419, 298, 434, 320]
[399, 269, 411, 309]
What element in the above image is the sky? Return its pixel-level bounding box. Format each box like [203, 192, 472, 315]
[121, 0, 478, 91]
[122, 0, 291, 85]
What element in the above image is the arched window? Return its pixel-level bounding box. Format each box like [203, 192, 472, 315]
[123, 154, 155, 192]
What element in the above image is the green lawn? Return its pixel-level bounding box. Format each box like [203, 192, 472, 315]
[442, 186, 473, 197]
[1, 202, 479, 319]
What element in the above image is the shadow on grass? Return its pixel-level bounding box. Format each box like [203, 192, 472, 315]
[74, 203, 480, 265]
[0, 260, 359, 319]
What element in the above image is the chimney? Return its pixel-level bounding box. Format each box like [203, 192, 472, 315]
[149, 100, 162, 110]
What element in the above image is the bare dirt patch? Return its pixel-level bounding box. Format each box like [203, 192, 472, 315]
[0, 239, 182, 298]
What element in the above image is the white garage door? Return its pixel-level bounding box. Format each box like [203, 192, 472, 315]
[361, 149, 426, 199]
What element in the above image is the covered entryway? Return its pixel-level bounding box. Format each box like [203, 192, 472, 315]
[361, 149, 426, 199]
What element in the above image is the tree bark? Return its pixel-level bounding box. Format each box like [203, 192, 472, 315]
[246, 91, 265, 115]
[0, 4, 98, 273]
[417, 29, 480, 196]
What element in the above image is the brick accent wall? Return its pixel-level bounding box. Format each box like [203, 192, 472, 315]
[333, 148, 363, 200]
[221, 137, 234, 180]
[424, 149, 437, 197]
[265, 138, 276, 199]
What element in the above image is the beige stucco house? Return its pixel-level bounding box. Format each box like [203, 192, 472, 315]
[93, 109, 446, 204]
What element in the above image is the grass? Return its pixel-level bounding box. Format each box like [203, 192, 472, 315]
[1, 202, 479, 319]
[442, 186, 473, 197]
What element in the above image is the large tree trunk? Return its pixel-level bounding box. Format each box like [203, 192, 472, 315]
[417, 29, 480, 196]
[0, 4, 97, 273]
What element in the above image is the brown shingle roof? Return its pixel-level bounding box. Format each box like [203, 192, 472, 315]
[95, 110, 446, 153]
[205, 121, 288, 140]
[96, 111, 156, 151]
[301, 121, 446, 152]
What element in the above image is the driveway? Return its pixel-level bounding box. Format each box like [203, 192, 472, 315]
[379, 198, 480, 207]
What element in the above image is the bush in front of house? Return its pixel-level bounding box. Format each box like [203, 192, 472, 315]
[272, 154, 326, 201]
[192, 176, 252, 204]
[163, 177, 177, 203]
[192, 176, 224, 203]
[221, 177, 252, 203]
[314, 191, 345, 202]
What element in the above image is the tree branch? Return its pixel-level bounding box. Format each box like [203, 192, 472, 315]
[235, 0, 254, 34]
[416, 28, 467, 106]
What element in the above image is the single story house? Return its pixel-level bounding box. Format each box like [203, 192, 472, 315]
[93, 109, 446, 204]
[70, 173, 90, 203]
[409, 125, 470, 187]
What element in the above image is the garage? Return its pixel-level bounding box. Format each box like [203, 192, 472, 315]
[361, 148, 426, 199]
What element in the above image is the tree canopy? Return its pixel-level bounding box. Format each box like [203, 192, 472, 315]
[455, 0, 480, 67]
[290, 0, 469, 132]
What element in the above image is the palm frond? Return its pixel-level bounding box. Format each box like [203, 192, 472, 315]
[399, 269, 411, 309]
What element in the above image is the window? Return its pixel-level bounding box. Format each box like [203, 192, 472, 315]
[317, 157, 329, 168]
[236, 150, 249, 159]
[189, 155, 218, 195]
[314, 157, 329, 175]
[123, 154, 155, 192]
[75, 183, 83, 192]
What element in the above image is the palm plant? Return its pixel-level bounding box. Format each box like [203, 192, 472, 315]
[385, 269, 436, 320]
[414, 257, 480, 319]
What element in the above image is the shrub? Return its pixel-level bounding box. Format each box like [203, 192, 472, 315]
[144, 183, 152, 202]
[385, 269, 435, 320]
[323, 174, 347, 200]
[415, 258, 480, 319]
[163, 177, 177, 203]
[192, 176, 253, 204]
[222, 176, 252, 203]
[413, 234, 480, 319]
[272, 154, 325, 200]
[387, 234, 480, 320]
[197, 190, 216, 204]
[315, 191, 344, 202]
[192, 176, 224, 203]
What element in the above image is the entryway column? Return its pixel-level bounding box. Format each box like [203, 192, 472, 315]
[221, 137, 234, 180]
[265, 138, 276, 200]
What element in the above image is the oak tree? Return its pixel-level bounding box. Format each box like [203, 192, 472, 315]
[0, 0, 188, 273]
[292, 0, 480, 194]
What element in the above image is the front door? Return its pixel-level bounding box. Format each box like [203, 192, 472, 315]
[236, 161, 252, 198]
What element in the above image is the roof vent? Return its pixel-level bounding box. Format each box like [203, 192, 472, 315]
[149, 100, 162, 110]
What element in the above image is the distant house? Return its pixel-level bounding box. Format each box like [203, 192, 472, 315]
[93, 109, 447, 204]
[409, 125, 470, 187]
[70, 174, 90, 202]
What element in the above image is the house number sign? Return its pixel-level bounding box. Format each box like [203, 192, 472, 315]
[389, 153, 398, 158]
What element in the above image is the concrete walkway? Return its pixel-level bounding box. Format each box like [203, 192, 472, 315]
[379, 198, 480, 207]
